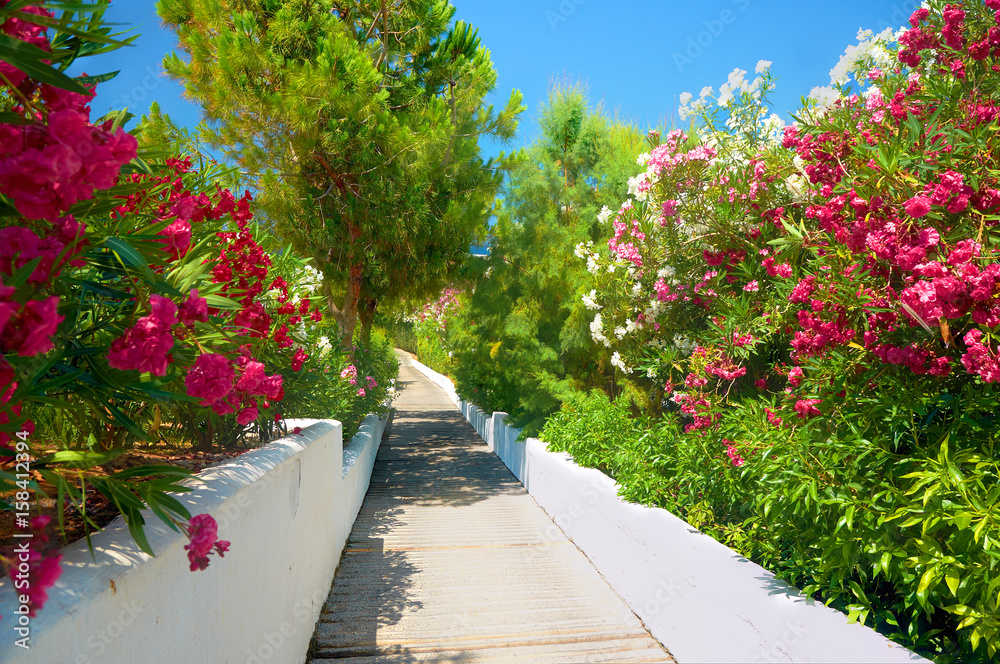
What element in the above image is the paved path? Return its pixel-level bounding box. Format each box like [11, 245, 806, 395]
[307, 353, 673, 663]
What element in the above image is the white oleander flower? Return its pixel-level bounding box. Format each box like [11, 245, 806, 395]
[582, 289, 602, 311]
[590, 313, 609, 346]
[755, 60, 771, 74]
[610, 351, 632, 373]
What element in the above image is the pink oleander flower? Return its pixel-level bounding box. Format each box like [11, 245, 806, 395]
[765, 407, 783, 427]
[184, 514, 230, 572]
[357, 388, 366, 397]
[743, 280, 759, 292]
[794, 399, 823, 419]
[178, 289, 209, 326]
[234, 360, 266, 394]
[185, 354, 235, 407]
[23, 550, 62, 616]
[904, 195, 932, 218]
[292, 348, 308, 372]
[159, 218, 192, 261]
[1, 296, 63, 357]
[787, 366, 804, 387]
[755, 378, 768, 389]
[107, 295, 177, 375]
[236, 406, 258, 425]
[724, 440, 745, 467]
[260, 374, 283, 401]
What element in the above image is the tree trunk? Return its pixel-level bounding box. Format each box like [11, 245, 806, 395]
[339, 261, 363, 348]
[323, 279, 344, 326]
[358, 296, 377, 346]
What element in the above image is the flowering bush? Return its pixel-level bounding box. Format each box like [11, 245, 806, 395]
[540, 2, 1000, 660]
[406, 288, 463, 375]
[0, 0, 380, 614]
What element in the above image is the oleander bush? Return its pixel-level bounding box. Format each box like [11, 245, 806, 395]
[0, 0, 396, 607]
[433, 1, 1000, 660]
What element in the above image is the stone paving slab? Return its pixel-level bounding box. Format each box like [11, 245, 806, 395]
[306, 352, 673, 663]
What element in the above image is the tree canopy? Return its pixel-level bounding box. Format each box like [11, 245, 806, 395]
[448, 82, 650, 432]
[157, 0, 523, 342]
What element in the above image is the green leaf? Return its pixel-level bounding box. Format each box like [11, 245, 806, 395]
[39, 449, 124, 466]
[945, 569, 960, 596]
[103, 236, 149, 270]
[0, 34, 90, 93]
[122, 506, 153, 556]
[111, 464, 192, 480]
[75, 70, 119, 85]
[917, 567, 940, 595]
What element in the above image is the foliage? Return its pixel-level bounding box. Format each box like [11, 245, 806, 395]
[158, 0, 523, 344]
[438, 83, 648, 433]
[0, 1, 394, 607]
[536, 3, 1000, 661]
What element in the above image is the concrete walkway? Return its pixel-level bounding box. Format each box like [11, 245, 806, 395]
[307, 353, 673, 663]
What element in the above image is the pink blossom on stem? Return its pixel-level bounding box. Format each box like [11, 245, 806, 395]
[904, 195, 932, 218]
[107, 295, 176, 375]
[184, 514, 230, 572]
[794, 399, 823, 419]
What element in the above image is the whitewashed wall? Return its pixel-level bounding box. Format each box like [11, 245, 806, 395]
[408, 356, 930, 664]
[0, 414, 388, 664]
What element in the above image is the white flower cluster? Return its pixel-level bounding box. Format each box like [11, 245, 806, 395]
[807, 85, 841, 112]
[596, 206, 614, 224]
[590, 313, 610, 347]
[784, 173, 810, 202]
[582, 289, 602, 311]
[717, 67, 765, 107]
[573, 240, 593, 259]
[610, 351, 633, 374]
[627, 172, 651, 202]
[829, 27, 898, 86]
[678, 86, 712, 120]
[673, 334, 697, 356]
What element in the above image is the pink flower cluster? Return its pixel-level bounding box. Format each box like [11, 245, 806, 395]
[0, 6, 138, 222]
[107, 295, 178, 376]
[417, 288, 462, 331]
[794, 399, 822, 419]
[705, 356, 746, 381]
[0, 290, 62, 358]
[184, 351, 283, 422]
[608, 215, 646, 267]
[183, 514, 230, 572]
[673, 393, 719, 432]
[790, 307, 855, 360]
[961, 329, 1000, 382]
[723, 439, 745, 467]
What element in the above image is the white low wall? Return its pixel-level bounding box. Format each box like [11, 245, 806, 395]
[408, 357, 931, 664]
[0, 414, 388, 664]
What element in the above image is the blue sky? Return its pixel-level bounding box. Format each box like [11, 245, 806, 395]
[83, 0, 921, 158]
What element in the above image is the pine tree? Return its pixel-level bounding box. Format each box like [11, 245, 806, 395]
[450, 82, 648, 432]
[157, 0, 522, 343]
